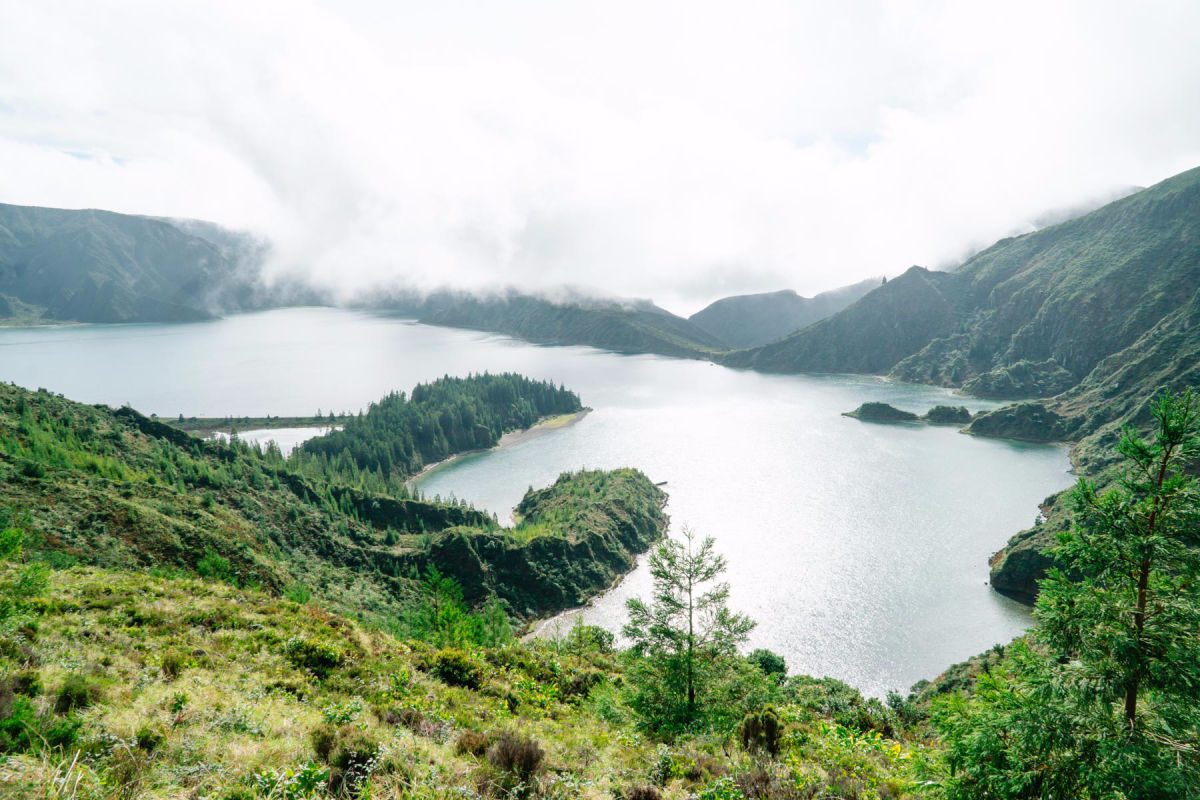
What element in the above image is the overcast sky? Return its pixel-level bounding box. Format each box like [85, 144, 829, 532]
[1, 1, 1198, 312]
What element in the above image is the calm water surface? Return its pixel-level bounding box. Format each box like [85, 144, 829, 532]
[0, 308, 1073, 696]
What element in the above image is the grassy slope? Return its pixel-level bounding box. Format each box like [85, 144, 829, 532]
[0, 565, 936, 799]
[0, 382, 666, 623]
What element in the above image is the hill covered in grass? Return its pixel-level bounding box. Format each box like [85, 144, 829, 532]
[0, 562, 937, 799]
[0, 380, 665, 622]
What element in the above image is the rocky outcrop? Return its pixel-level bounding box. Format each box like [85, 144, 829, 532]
[842, 402, 920, 423]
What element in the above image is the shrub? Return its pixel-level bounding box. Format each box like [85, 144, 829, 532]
[311, 724, 337, 763]
[625, 787, 662, 800]
[454, 729, 491, 757]
[429, 648, 484, 689]
[313, 725, 382, 796]
[196, 547, 235, 583]
[255, 761, 330, 800]
[739, 707, 782, 756]
[11, 670, 41, 697]
[565, 624, 615, 655]
[0, 695, 38, 753]
[284, 582, 312, 604]
[746, 649, 787, 679]
[697, 776, 746, 800]
[135, 724, 165, 753]
[54, 673, 99, 714]
[561, 667, 604, 700]
[161, 649, 186, 680]
[484, 734, 547, 796]
[284, 636, 344, 678]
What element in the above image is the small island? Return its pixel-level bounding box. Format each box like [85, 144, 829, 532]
[842, 402, 920, 422]
[924, 405, 972, 424]
[843, 402, 974, 426]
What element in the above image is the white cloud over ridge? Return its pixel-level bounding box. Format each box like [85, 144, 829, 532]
[1, 0, 1198, 312]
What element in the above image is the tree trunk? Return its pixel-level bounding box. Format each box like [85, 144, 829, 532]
[686, 572, 695, 719]
[1126, 444, 1174, 730]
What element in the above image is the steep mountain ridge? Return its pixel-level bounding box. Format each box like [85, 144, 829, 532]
[0, 203, 268, 323]
[687, 277, 882, 349]
[723, 266, 962, 373]
[726, 166, 1200, 398]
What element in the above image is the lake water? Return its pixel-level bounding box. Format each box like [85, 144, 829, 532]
[0, 307, 1073, 696]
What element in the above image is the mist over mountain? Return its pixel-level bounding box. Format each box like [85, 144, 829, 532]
[725, 167, 1200, 401]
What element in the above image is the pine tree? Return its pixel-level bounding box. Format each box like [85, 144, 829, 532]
[937, 390, 1200, 798]
[623, 526, 755, 732]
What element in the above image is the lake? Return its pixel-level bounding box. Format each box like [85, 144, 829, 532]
[0, 307, 1073, 697]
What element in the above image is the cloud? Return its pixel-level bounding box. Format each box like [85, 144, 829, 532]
[1, 0, 1198, 312]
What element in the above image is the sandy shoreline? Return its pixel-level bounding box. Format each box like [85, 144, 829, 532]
[406, 408, 591, 487]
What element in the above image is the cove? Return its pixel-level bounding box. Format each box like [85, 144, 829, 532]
[0, 307, 1073, 696]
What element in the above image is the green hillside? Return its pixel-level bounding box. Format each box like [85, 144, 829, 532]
[2, 389, 1196, 799]
[369, 290, 726, 359]
[0, 204, 272, 323]
[723, 167, 1200, 599]
[727, 167, 1200, 399]
[0, 380, 665, 622]
[688, 278, 882, 349]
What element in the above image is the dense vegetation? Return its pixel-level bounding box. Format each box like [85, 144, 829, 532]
[938, 391, 1200, 797]
[727, 166, 1200, 395]
[292, 374, 582, 495]
[0, 380, 663, 624]
[842, 404, 972, 426]
[1, 372, 1197, 798]
[0, 556, 939, 800]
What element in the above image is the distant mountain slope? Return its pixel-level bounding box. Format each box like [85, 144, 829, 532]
[983, 286, 1200, 599]
[371, 290, 726, 358]
[722, 166, 1200, 603]
[724, 266, 963, 373]
[726, 166, 1200, 400]
[688, 278, 882, 349]
[0, 203, 266, 323]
